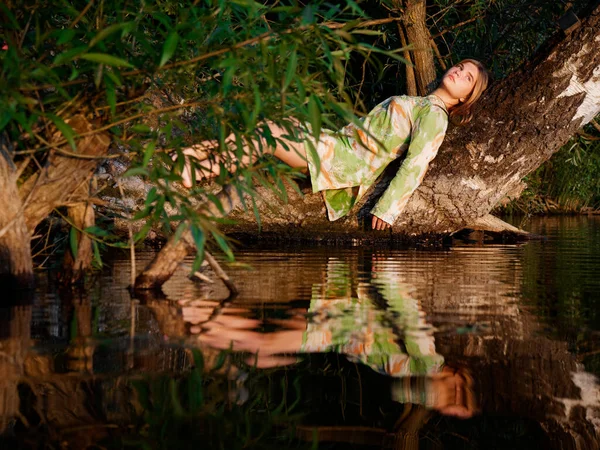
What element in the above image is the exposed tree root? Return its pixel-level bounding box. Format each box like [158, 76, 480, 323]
[467, 214, 529, 235]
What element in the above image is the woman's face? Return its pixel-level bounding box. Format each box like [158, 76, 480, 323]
[442, 62, 479, 101]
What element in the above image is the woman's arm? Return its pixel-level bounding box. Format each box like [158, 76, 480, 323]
[370, 108, 448, 226]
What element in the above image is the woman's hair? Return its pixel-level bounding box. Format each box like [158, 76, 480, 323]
[448, 59, 489, 125]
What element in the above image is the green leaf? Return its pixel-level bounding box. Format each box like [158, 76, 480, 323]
[222, 66, 236, 95]
[0, 111, 12, 131]
[53, 45, 88, 65]
[211, 230, 234, 261]
[131, 124, 152, 133]
[56, 29, 76, 45]
[191, 225, 206, 272]
[159, 32, 179, 67]
[145, 187, 158, 206]
[123, 167, 149, 177]
[80, 53, 133, 68]
[132, 206, 153, 221]
[92, 241, 103, 268]
[249, 85, 261, 128]
[104, 70, 123, 87]
[308, 94, 321, 139]
[282, 49, 297, 92]
[69, 227, 79, 258]
[134, 222, 153, 242]
[305, 139, 320, 178]
[169, 380, 186, 417]
[47, 113, 76, 150]
[142, 141, 156, 167]
[89, 22, 133, 48]
[84, 225, 110, 237]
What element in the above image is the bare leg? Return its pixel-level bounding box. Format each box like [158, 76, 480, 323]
[177, 121, 309, 187]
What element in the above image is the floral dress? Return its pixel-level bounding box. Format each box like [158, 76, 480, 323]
[305, 95, 448, 225]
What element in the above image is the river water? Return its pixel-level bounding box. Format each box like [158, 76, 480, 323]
[1, 216, 599, 449]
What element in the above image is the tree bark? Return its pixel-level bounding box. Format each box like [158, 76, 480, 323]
[396, 0, 437, 95]
[21, 115, 110, 231]
[0, 115, 110, 289]
[62, 181, 96, 284]
[0, 136, 34, 290]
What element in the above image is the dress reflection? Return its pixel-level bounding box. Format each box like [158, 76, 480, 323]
[182, 256, 477, 419]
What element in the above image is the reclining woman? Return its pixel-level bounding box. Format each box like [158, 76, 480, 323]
[178, 59, 489, 230]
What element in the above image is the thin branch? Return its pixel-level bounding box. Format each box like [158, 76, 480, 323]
[398, 22, 417, 96]
[429, 29, 447, 70]
[70, 0, 95, 29]
[18, 100, 211, 157]
[430, 16, 480, 39]
[204, 251, 238, 297]
[20, 17, 406, 93]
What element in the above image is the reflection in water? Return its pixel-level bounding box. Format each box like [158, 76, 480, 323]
[182, 257, 475, 420]
[0, 217, 599, 449]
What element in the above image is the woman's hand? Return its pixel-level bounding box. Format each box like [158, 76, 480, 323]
[372, 215, 392, 231]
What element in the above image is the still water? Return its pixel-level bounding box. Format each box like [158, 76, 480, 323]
[1, 216, 599, 449]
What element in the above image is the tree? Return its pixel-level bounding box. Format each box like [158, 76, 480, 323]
[0, 0, 388, 289]
[134, 2, 600, 288]
[1, 1, 599, 291]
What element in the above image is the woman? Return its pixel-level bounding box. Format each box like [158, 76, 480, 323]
[179, 59, 488, 230]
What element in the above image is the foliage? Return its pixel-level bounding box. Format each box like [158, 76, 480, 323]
[0, 0, 400, 267]
[496, 120, 600, 214]
[118, 349, 308, 450]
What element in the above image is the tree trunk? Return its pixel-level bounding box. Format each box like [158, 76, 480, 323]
[0, 136, 34, 290]
[0, 114, 110, 289]
[62, 181, 96, 284]
[21, 115, 110, 231]
[396, 0, 437, 95]
[223, 4, 600, 236]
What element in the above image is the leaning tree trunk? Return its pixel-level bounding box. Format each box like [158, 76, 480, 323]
[135, 5, 600, 289]
[225, 4, 600, 236]
[400, 5, 600, 235]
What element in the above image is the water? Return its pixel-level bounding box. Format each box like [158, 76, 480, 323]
[1, 216, 599, 449]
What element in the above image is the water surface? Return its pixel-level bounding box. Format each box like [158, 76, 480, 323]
[1, 216, 599, 449]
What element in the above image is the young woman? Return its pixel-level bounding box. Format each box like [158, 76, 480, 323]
[179, 59, 489, 230]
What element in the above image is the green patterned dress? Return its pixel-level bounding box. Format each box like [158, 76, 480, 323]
[305, 95, 449, 225]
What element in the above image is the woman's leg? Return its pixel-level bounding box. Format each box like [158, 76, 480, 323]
[178, 121, 309, 187]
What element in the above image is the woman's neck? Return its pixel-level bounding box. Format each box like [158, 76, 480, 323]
[430, 88, 459, 111]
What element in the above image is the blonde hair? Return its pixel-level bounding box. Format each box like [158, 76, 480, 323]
[448, 59, 489, 125]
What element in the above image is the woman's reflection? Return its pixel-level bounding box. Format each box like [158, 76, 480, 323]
[181, 256, 477, 419]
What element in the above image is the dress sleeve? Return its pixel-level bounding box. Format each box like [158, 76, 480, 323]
[370, 107, 448, 225]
